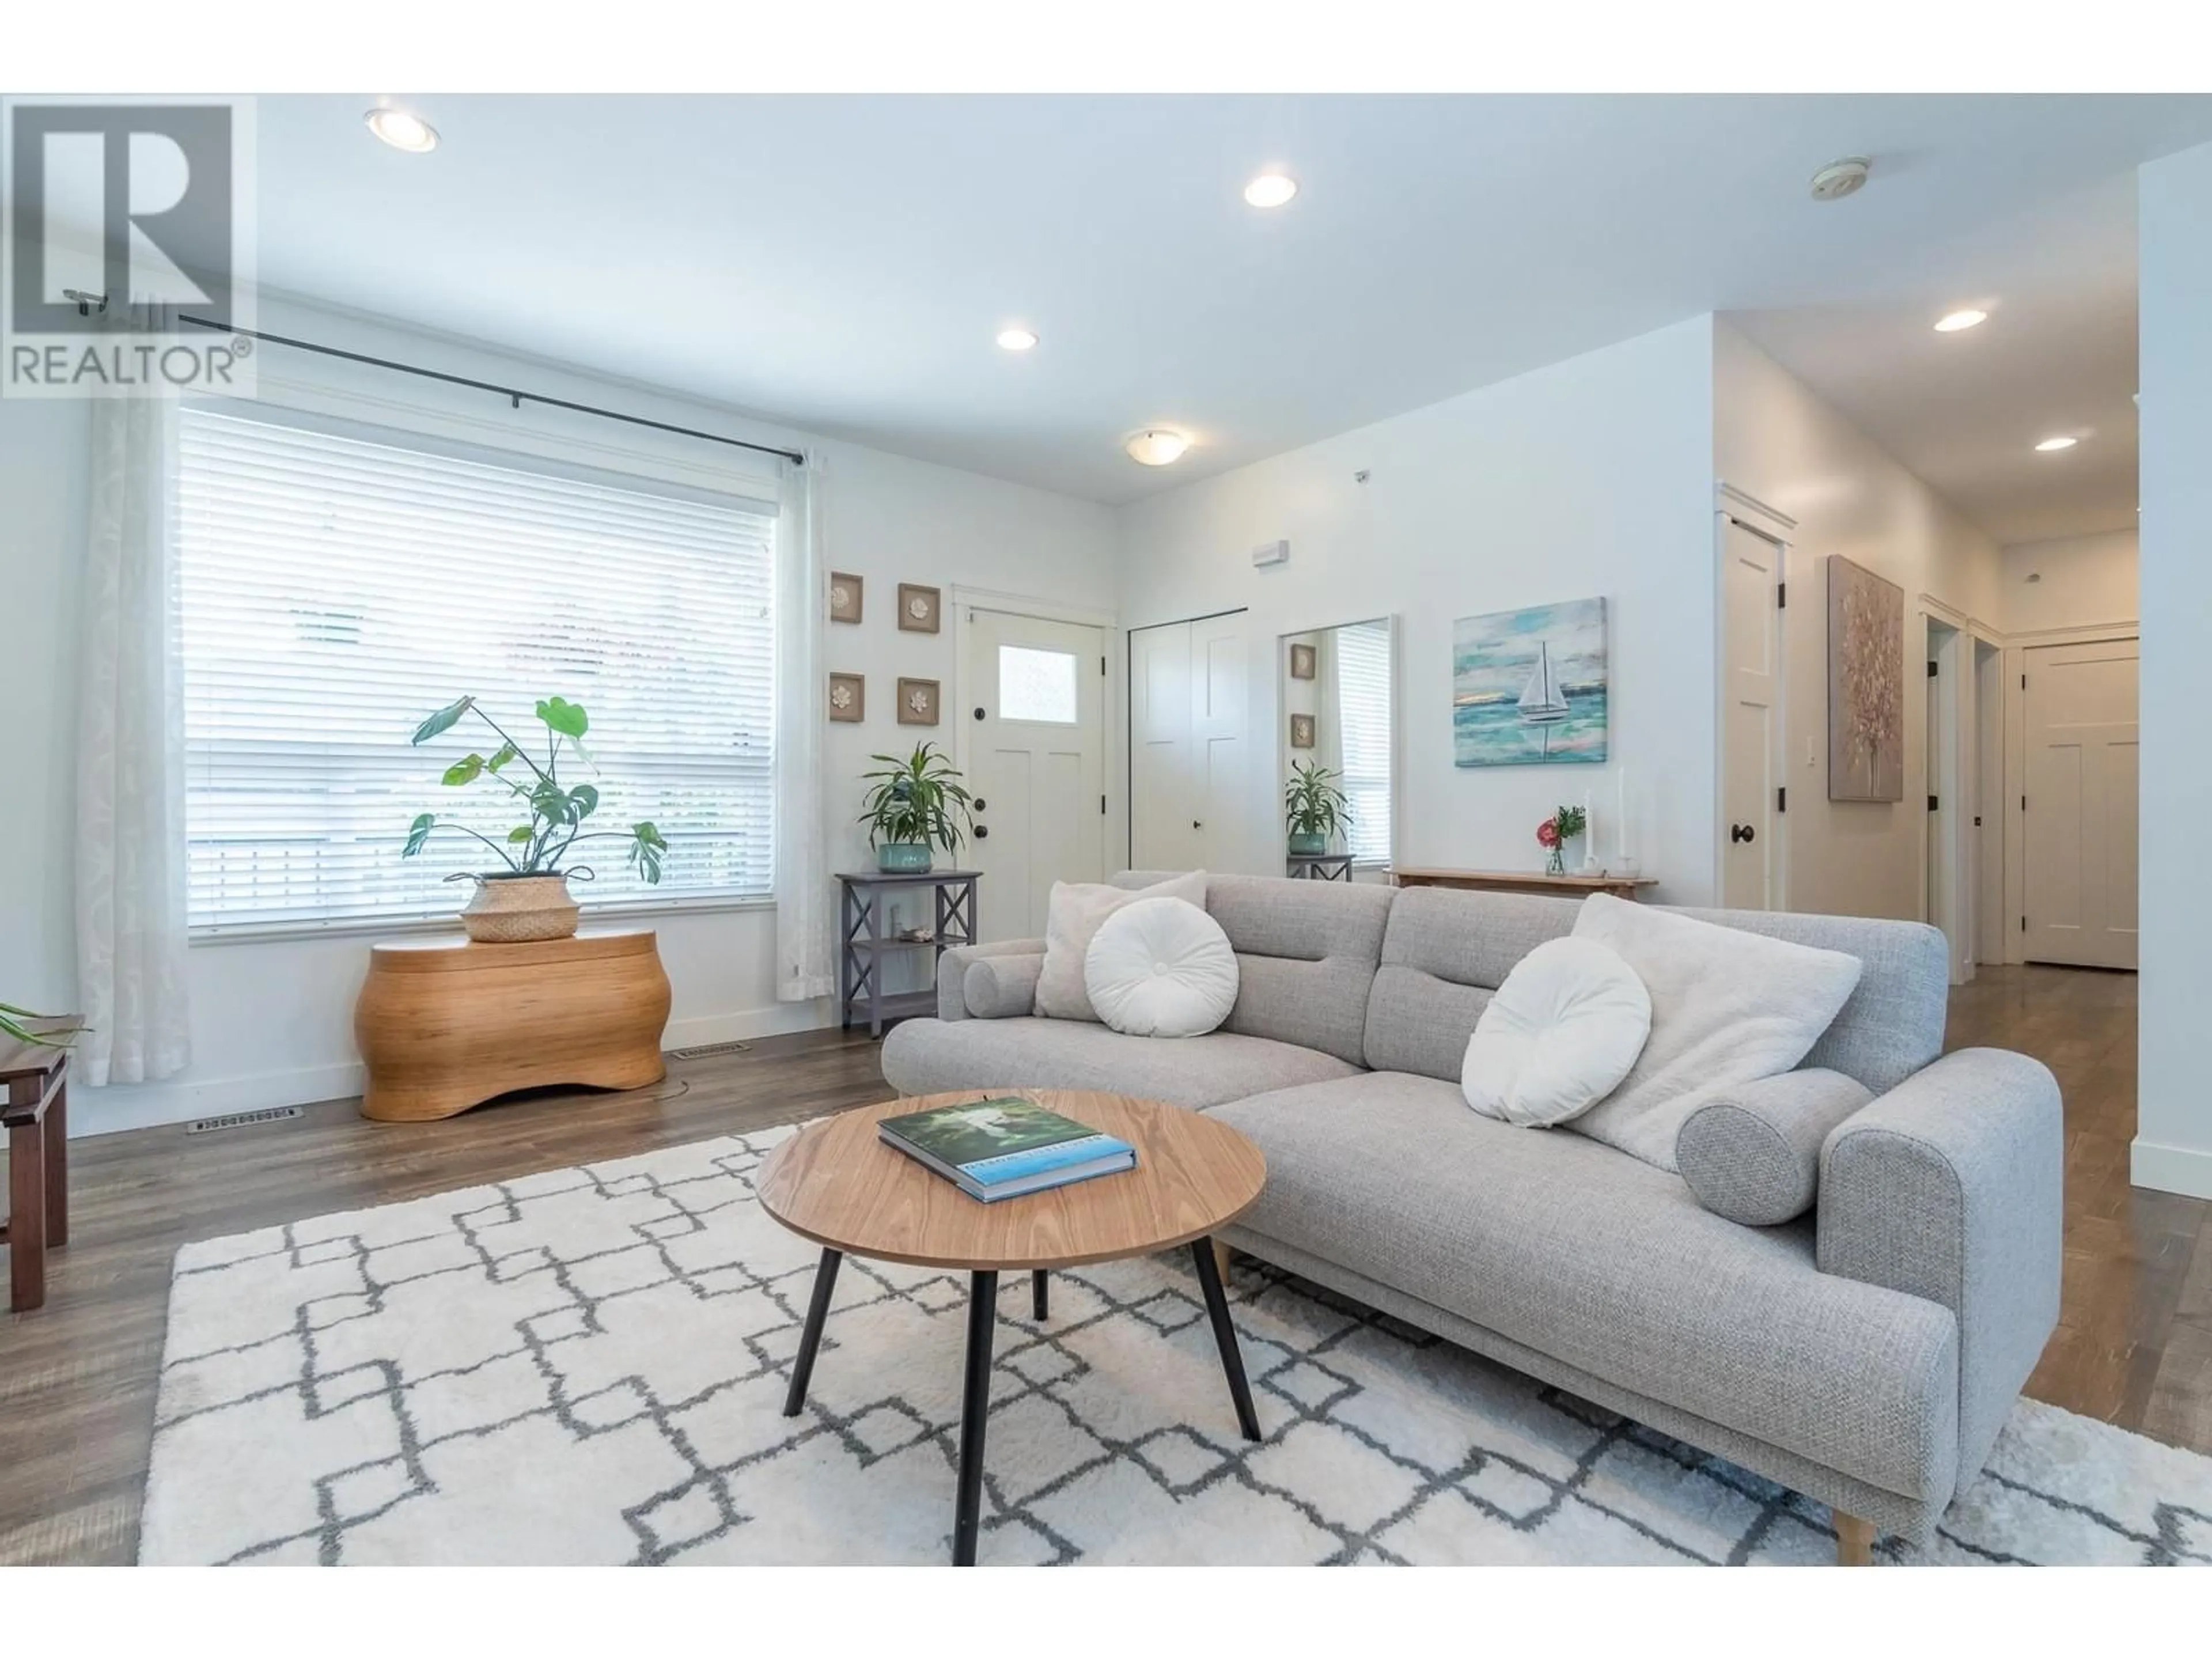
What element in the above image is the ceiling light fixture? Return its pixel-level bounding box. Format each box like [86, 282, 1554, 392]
[1933, 309, 1988, 332]
[1126, 429, 1191, 467]
[365, 107, 439, 153]
[1243, 173, 1298, 209]
[995, 327, 1039, 352]
[2033, 435, 2078, 452]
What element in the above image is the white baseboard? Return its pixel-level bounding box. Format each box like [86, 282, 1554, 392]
[72, 998, 844, 1139]
[2130, 1137, 2212, 1201]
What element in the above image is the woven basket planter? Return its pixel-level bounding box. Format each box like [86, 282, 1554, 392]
[459, 874, 581, 944]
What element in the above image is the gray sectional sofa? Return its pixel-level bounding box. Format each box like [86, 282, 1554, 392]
[879, 872, 2063, 1559]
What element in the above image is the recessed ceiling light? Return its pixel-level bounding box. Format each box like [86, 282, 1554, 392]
[2033, 435, 2078, 452]
[1243, 173, 1298, 209]
[995, 327, 1038, 352]
[365, 108, 438, 153]
[1126, 429, 1191, 467]
[1933, 309, 1988, 332]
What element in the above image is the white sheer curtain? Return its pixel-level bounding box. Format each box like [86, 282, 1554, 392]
[77, 389, 192, 1085]
[774, 452, 834, 1002]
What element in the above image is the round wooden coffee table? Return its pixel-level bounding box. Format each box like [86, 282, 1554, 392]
[756, 1089, 1267, 1565]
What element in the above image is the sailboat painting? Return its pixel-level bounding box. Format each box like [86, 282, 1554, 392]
[1453, 597, 1609, 767]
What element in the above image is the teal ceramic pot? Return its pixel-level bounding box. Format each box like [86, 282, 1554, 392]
[1287, 831, 1328, 855]
[877, 843, 934, 873]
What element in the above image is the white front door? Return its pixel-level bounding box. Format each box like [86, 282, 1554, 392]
[1719, 517, 1784, 910]
[2023, 638, 2139, 969]
[963, 607, 1106, 941]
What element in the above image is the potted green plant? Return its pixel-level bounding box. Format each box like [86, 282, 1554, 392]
[1285, 760, 1352, 855]
[403, 695, 668, 942]
[859, 743, 972, 873]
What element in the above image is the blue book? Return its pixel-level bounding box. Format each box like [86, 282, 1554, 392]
[878, 1097, 1138, 1203]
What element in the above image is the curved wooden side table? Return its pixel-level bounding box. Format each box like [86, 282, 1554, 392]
[353, 930, 671, 1122]
[757, 1089, 1268, 1565]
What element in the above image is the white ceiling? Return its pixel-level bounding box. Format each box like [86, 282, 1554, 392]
[252, 94, 2212, 535]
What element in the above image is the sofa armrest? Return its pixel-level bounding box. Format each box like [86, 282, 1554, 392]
[935, 938, 1047, 1021]
[1816, 1047, 2062, 1491]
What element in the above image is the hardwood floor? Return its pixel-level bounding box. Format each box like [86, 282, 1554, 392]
[1, 964, 2204, 1565]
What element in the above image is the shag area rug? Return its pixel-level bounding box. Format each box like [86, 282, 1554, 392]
[142, 1127, 2212, 1566]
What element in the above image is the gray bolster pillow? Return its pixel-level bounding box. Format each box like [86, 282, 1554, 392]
[1677, 1068, 1874, 1226]
[964, 952, 1045, 1019]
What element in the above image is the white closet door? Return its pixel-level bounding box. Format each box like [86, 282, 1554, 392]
[2023, 638, 2139, 969]
[1130, 613, 1248, 873]
[1719, 517, 1784, 910]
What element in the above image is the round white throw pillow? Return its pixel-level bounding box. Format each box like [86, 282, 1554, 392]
[1461, 937, 1653, 1127]
[1084, 896, 1240, 1038]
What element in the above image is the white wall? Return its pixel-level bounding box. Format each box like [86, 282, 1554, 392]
[1713, 321, 2005, 926]
[1, 294, 1118, 1134]
[1998, 529, 2139, 635]
[1116, 316, 1719, 900]
[2135, 141, 2212, 1201]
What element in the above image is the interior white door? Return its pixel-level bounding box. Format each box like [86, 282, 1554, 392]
[964, 608, 1106, 941]
[2023, 638, 2139, 969]
[1128, 613, 1247, 874]
[1976, 641, 2007, 966]
[1719, 517, 1783, 910]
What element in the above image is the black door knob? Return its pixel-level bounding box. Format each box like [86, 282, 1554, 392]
[974, 825, 989, 839]
[1730, 823, 1756, 844]
[972, 798, 986, 811]
[974, 707, 986, 720]
[1193, 820, 1203, 830]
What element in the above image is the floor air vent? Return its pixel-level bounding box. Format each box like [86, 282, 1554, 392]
[186, 1105, 305, 1135]
[666, 1040, 753, 1062]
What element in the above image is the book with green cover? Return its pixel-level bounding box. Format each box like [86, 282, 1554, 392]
[877, 1097, 1137, 1203]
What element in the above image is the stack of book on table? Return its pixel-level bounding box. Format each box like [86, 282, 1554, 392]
[878, 1097, 1137, 1203]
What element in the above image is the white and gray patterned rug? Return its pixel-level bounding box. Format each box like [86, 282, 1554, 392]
[142, 1126, 2212, 1566]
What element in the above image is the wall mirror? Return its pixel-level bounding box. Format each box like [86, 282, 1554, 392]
[1278, 617, 1396, 878]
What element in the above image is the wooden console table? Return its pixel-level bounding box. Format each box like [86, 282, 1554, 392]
[353, 930, 671, 1122]
[1392, 868, 1660, 902]
[2, 1021, 75, 1312]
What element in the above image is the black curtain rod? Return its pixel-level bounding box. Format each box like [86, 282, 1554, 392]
[175, 315, 806, 467]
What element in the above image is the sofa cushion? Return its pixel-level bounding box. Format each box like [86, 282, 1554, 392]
[1036, 873, 1207, 1023]
[1460, 937, 1650, 1127]
[1085, 897, 1239, 1037]
[1117, 871, 1393, 1067]
[1676, 1068, 1873, 1226]
[1569, 895, 1863, 1171]
[1363, 888, 1580, 1080]
[878, 1015, 1359, 1109]
[963, 951, 1044, 1020]
[1206, 1071, 1961, 1503]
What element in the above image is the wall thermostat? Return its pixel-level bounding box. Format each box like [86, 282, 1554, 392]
[1251, 539, 1290, 569]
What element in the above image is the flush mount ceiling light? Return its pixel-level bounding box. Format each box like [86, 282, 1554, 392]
[1243, 173, 1298, 209]
[1125, 429, 1192, 467]
[995, 327, 1038, 352]
[1934, 309, 1988, 332]
[365, 107, 438, 153]
[1809, 156, 1871, 201]
[2033, 435, 2079, 452]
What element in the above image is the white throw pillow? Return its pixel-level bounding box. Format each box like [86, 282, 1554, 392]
[1084, 897, 1240, 1038]
[1460, 937, 1653, 1127]
[1035, 872, 1208, 1023]
[1567, 894, 1864, 1171]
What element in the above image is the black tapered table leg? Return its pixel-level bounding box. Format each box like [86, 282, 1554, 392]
[782, 1247, 842, 1416]
[1032, 1268, 1049, 1321]
[1190, 1237, 1261, 1442]
[953, 1269, 999, 1566]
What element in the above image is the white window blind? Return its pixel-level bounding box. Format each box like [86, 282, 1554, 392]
[1334, 620, 1393, 865]
[177, 406, 777, 932]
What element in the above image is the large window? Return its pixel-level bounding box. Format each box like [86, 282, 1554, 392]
[177, 406, 777, 932]
[1335, 619, 1393, 865]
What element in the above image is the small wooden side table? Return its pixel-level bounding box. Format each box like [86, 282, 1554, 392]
[836, 870, 981, 1037]
[2, 1021, 76, 1313]
[353, 930, 671, 1122]
[1391, 867, 1661, 902]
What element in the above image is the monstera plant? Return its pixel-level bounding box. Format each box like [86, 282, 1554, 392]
[403, 695, 668, 941]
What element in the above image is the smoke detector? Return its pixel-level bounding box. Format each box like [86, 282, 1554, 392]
[1809, 157, 1872, 202]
